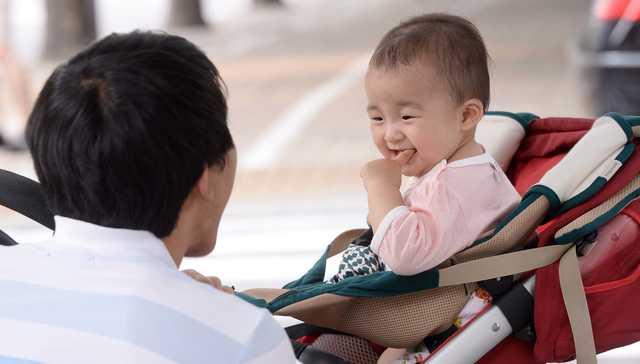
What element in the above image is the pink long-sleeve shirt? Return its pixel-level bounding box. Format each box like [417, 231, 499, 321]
[370, 152, 521, 276]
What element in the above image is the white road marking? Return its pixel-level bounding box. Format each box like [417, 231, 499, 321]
[240, 54, 370, 170]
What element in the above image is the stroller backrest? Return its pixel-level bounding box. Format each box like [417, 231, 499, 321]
[476, 111, 536, 171]
[461, 113, 640, 258]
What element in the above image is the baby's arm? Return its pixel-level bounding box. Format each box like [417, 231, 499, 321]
[366, 180, 404, 231]
[360, 158, 406, 231]
[370, 185, 470, 276]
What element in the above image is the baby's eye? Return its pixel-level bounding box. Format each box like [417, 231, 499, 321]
[370, 117, 384, 124]
[401, 115, 416, 120]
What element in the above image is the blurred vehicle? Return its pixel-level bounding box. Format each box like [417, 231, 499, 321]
[578, 0, 640, 116]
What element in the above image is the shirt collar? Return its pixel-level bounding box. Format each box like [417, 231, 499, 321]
[447, 151, 494, 168]
[404, 152, 496, 194]
[421, 152, 494, 180]
[51, 216, 177, 269]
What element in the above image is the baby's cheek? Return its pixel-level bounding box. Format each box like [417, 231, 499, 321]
[374, 143, 392, 159]
[381, 150, 394, 160]
[416, 144, 442, 162]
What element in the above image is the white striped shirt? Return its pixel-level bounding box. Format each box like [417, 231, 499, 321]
[0, 217, 296, 363]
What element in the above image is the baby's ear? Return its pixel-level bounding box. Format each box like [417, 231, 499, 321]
[459, 98, 484, 132]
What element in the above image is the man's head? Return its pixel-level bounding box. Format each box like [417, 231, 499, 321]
[365, 14, 490, 176]
[27, 31, 235, 257]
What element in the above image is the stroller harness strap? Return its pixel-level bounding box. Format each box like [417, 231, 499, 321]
[559, 246, 597, 364]
[438, 243, 572, 287]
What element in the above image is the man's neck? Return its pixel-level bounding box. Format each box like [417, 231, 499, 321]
[162, 234, 187, 267]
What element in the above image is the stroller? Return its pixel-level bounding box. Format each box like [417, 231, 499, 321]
[2, 112, 640, 363]
[237, 111, 640, 364]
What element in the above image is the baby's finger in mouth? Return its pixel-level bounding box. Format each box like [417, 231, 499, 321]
[394, 149, 415, 165]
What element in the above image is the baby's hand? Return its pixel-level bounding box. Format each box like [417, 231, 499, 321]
[182, 269, 235, 294]
[361, 159, 402, 189]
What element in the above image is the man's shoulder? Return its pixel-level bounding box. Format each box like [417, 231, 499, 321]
[0, 243, 54, 267]
[141, 275, 295, 362]
[0, 247, 293, 363]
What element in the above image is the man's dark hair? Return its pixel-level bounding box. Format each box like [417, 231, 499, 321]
[26, 31, 234, 238]
[370, 13, 490, 110]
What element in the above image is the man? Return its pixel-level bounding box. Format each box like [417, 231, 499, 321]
[0, 31, 296, 363]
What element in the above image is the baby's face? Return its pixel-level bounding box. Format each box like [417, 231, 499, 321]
[365, 62, 465, 177]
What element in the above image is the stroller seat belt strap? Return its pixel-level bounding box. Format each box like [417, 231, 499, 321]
[438, 244, 571, 286]
[559, 245, 597, 364]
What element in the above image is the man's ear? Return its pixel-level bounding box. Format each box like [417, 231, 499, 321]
[196, 165, 212, 200]
[459, 98, 484, 132]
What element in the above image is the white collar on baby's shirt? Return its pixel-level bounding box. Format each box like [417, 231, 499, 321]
[403, 152, 498, 193]
[447, 151, 496, 168]
[420, 151, 496, 178]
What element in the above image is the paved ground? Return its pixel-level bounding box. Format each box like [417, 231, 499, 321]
[5, 0, 639, 361]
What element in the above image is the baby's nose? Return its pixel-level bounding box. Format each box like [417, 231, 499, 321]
[384, 124, 404, 143]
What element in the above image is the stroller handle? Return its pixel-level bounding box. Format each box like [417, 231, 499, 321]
[0, 169, 54, 230]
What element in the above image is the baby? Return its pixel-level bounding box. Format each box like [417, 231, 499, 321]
[325, 13, 521, 283]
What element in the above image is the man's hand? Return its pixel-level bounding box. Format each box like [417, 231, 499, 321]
[182, 269, 235, 294]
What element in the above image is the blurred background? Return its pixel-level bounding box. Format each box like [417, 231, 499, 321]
[1, 0, 640, 361]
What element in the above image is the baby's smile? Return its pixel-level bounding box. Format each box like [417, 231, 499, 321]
[389, 147, 417, 165]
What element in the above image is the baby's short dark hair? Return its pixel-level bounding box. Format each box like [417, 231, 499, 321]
[370, 13, 490, 110]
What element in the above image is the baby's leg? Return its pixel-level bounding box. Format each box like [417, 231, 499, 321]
[328, 244, 385, 283]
